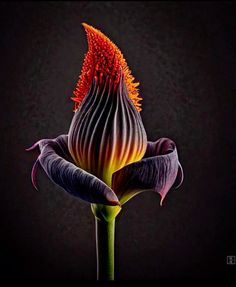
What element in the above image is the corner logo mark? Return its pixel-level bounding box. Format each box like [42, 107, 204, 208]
[227, 256, 235, 265]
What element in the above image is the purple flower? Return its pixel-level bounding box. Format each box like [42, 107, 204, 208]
[27, 23, 183, 220]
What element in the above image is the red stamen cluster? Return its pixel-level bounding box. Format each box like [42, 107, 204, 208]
[71, 23, 142, 112]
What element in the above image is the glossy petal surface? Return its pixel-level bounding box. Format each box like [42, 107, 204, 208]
[28, 135, 120, 206]
[112, 138, 183, 205]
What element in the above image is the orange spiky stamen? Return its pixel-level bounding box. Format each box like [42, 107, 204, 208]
[71, 23, 142, 112]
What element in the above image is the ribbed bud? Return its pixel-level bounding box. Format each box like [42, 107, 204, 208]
[68, 73, 147, 187]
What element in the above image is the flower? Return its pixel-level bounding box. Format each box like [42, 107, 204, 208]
[27, 23, 183, 222]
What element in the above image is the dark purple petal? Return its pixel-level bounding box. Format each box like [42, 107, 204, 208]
[27, 135, 120, 206]
[112, 138, 183, 205]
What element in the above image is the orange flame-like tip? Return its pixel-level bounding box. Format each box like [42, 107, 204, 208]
[71, 23, 142, 112]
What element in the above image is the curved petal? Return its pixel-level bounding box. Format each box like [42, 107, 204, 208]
[145, 138, 184, 189]
[27, 135, 120, 206]
[112, 138, 183, 205]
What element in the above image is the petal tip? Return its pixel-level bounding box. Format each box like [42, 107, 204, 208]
[160, 195, 165, 207]
[25, 142, 39, 152]
[106, 192, 121, 206]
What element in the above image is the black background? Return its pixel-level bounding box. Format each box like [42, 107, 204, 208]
[0, 1, 235, 281]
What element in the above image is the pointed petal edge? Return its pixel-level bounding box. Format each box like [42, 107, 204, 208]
[112, 138, 183, 205]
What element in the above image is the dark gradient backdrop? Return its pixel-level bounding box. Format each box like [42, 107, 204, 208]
[0, 1, 235, 281]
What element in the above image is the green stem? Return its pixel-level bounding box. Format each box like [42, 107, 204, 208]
[95, 218, 115, 281]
